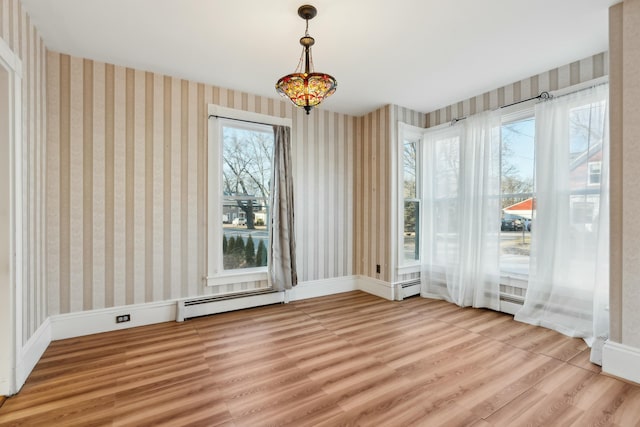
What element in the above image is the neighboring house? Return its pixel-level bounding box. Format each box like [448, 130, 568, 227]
[503, 198, 535, 220]
[503, 141, 603, 227]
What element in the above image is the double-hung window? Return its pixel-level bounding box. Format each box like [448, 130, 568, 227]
[207, 105, 291, 287]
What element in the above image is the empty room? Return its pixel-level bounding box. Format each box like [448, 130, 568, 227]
[1, 0, 640, 425]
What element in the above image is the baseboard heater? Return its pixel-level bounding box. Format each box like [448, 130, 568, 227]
[176, 288, 284, 322]
[395, 279, 421, 301]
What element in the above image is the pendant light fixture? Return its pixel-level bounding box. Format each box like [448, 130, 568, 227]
[275, 5, 337, 115]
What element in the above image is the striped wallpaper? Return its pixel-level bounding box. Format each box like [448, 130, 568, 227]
[46, 51, 356, 315]
[354, 105, 426, 283]
[0, 0, 47, 345]
[426, 52, 609, 127]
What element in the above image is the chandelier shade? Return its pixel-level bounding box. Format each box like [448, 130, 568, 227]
[276, 72, 337, 114]
[275, 5, 337, 115]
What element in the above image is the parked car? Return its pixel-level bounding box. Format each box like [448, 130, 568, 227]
[501, 214, 523, 231]
[232, 217, 246, 226]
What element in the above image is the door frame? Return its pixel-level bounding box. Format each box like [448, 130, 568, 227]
[0, 36, 23, 396]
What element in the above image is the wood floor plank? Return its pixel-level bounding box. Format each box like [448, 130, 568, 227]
[1, 291, 638, 426]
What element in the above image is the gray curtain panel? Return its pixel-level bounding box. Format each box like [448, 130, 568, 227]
[268, 125, 297, 291]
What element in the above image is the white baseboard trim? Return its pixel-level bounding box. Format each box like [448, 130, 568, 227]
[603, 340, 640, 384]
[50, 276, 361, 340]
[288, 275, 358, 301]
[15, 317, 51, 391]
[50, 300, 177, 341]
[0, 377, 9, 396]
[357, 276, 395, 301]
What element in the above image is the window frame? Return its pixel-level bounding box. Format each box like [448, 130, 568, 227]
[397, 123, 424, 274]
[206, 105, 291, 287]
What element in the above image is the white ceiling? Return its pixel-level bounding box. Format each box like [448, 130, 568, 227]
[22, 0, 616, 117]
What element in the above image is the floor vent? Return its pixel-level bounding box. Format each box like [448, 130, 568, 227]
[176, 289, 284, 322]
[395, 279, 421, 301]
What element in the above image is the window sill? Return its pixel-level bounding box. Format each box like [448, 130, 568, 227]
[206, 269, 268, 287]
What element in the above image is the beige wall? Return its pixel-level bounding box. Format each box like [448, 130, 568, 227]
[426, 53, 608, 128]
[354, 105, 426, 283]
[0, 0, 47, 345]
[46, 51, 356, 315]
[610, 0, 640, 349]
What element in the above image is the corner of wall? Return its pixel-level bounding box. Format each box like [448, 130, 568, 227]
[603, 340, 640, 384]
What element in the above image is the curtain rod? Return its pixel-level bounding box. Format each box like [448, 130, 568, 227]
[450, 91, 551, 126]
[500, 91, 551, 109]
[448, 78, 608, 126]
[208, 114, 282, 127]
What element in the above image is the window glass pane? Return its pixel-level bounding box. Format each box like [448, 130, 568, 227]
[432, 136, 460, 264]
[403, 141, 417, 199]
[569, 101, 605, 189]
[222, 125, 273, 271]
[435, 137, 459, 199]
[500, 117, 535, 276]
[568, 100, 605, 238]
[403, 201, 419, 262]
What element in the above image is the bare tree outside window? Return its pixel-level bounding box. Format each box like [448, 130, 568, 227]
[222, 125, 273, 270]
[403, 141, 419, 262]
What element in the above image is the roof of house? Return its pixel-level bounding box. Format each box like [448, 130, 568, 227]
[504, 198, 535, 212]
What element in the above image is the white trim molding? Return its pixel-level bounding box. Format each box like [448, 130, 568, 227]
[603, 341, 640, 384]
[357, 276, 395, 301]
[15, 318, 51, 390]
[287, 275, 358, 301]
[0, 36, 24, 396]
[50, 301, 177, 341]
[50, 276, 361, 340]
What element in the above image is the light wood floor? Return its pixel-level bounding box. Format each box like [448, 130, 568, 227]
[1, 291, 639, 426]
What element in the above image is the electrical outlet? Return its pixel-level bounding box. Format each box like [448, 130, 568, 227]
[376, 264, 381, 274]
[116, 314, 131, 323]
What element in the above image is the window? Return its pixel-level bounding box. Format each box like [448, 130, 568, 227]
[588, 161, 602, 185]
[207, 105, 291, 286]
[403, 140, 420, 263]
[499, 115, 535, 277]
[221, 124, 273, 271]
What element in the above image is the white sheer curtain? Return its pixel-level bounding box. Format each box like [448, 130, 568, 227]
[515, 85, 609, 364]
[421, 111, 502, 310]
